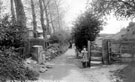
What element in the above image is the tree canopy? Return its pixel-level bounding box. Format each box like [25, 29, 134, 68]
[72, 11, 103, 50]
[90, 0, 135, 18]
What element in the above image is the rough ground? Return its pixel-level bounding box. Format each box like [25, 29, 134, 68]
[39, 48, 126, 82]
[114, 61, 135, 82]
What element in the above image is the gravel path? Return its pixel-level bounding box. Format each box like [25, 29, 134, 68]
[39, 48, 126, 82]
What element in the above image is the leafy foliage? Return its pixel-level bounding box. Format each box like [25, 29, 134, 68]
[91, 0, 135, 18]
[0, 49, 39, 81]
[49, 30, 71, 44]
[0, 16, 27, 50]
[0, 16, 39, 81]
[72, 12, 102, 50]
[121, 22, 135, 39]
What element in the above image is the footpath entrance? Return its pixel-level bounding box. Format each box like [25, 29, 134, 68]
[87, 41, 103, 67]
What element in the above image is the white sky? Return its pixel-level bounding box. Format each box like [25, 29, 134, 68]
[100, 15, 130, 34]
[63, 0, 130, 34]
[63, 0, 87, 27]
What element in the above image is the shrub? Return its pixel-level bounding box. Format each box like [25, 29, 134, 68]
[0, 49, 39, 81]
[49, 30, 71, 44]
[0, 16, 27, 50]
[0, 16, 39, 81]
[49, 34, 60, 43]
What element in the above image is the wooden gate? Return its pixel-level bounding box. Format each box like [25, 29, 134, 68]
[102, 39, 135, 64]
[88, 41, 103, 67]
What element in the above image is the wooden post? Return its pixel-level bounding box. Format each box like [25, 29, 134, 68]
[102, 39, 109, 64]
[27, 39, 31, 55]
[108, 40, 111, 64]
[43, 39, 45, 49]
[88, 41, 91, 67]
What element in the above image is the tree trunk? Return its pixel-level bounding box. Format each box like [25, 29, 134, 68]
[10, 0, 16, 25]
[54, 0, 61, 30]
[14, 0, 26, 27]
[42, 0, 50, 35]
[47, 1, 56, 33]
[39, 0, 46, 39]
[31, 0, 37, 38]
[49, 13, 55, 33]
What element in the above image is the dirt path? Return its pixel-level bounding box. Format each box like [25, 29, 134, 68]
[39, 48, 126, 82]
[40, 49, 90, 82]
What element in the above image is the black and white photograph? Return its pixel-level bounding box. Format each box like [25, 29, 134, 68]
[0, 0, 135, 82]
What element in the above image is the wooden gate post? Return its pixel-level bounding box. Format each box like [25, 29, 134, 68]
[88, 41, 91, 67]
[107, 40, 111, 64]
[102, 39, 110, 64]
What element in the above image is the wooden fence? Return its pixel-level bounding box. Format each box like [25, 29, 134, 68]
[102, 39, 135, 63]
[87, 41, 103, 67]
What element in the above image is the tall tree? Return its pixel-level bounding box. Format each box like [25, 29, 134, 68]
[47, 0, 56, 33]
[54, 0, 61, 29]
[48, 0, 64, 32]
[39, 0, 46, 38]
[14, 0, 26, 27]
[49, 12, 55, 33]
[31, 0, 37, 38]
[72, 11, 103, 50]
[42, 0, 51, 35]
[10, 0, 16, 25]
